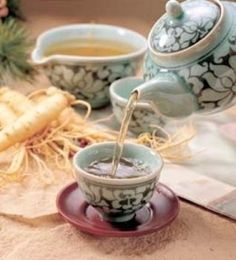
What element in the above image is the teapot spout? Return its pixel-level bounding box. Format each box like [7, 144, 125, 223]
[133, 72, 199, 118]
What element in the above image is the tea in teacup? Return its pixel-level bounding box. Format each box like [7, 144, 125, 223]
[73, 142, 163, 222]
[85, 157, 151, 179]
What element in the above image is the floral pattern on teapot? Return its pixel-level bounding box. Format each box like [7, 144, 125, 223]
[145, 30, 236, 112]
[151, 0, 220, 53]
[111, 98, 166, 135]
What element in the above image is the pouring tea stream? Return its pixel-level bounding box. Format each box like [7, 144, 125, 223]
[110, 0, 236, 176]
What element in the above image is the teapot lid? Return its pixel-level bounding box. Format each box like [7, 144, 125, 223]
[150, 0, 220, 53]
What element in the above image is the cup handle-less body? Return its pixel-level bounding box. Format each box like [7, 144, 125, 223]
[133, 72, 199, 118]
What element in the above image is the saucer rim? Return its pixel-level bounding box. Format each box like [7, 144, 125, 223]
[56, 181, 180, 237]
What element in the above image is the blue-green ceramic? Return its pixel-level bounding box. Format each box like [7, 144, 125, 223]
[110, 77, 167, 135]
[32, 24, 147, 108]
[73, 142, 163, 223]
[133, 0, 236, 118]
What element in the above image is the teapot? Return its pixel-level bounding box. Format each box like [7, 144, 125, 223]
[133, 0, 236, 118]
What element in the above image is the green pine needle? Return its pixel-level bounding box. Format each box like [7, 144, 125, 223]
[0, 19, 37, 84]
[7, 0, 24, 20]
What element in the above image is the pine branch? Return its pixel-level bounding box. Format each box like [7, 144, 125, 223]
[0, 19, 37, 84]
[6, 0, 24, 20]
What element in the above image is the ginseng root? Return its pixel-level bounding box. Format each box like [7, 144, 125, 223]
[0, 87, 34, 115]
[0, 87, 115, 186]
[0, 87, 195, 187]
[0, 103, 28, 184]
[0, 88, 75, 152]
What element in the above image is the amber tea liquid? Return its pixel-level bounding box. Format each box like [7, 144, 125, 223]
[111, 92, 139, 177]
[86, 91, 148, 179]
[86, 157, 151, 179]
[44, 39, 134, 57]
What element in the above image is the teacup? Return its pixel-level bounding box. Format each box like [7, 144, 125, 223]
[110, 77, 167, 135]
[32, 24, 147, 108]
[73, 142, 163, 223]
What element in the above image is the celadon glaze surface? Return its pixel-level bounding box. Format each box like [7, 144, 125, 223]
[110, 77, 166, 134]
[138, 1, 236, 118]
[73, 142, 163, 222]
[44, 61, 141, 108]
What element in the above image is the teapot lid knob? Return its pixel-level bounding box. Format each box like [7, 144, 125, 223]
[151, 0, 221, 54]
[166, 0, 184, 19]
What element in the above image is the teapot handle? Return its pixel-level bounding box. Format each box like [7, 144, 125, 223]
[133, 72, 199, 118]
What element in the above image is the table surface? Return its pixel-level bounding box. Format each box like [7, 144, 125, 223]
[1, 1, 236, 259]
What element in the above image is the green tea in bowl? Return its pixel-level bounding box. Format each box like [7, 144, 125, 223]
[44, 39, 135, 57]
[32, 24, 147, 108]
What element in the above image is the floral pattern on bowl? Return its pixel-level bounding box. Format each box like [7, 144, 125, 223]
[32, 24, 147, 109]
[44, 60, 142, 109]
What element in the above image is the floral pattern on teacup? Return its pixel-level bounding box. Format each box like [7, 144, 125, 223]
[79, 179, 156, 219]
[111, 99, 166, 135]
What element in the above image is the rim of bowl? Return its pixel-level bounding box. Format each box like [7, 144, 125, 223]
[31, 24, 148, 64]
[73, 142, 163, 185]
[110, 77, 151, 110]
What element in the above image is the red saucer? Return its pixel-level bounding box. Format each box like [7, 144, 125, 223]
[56, 182, 179, 237]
